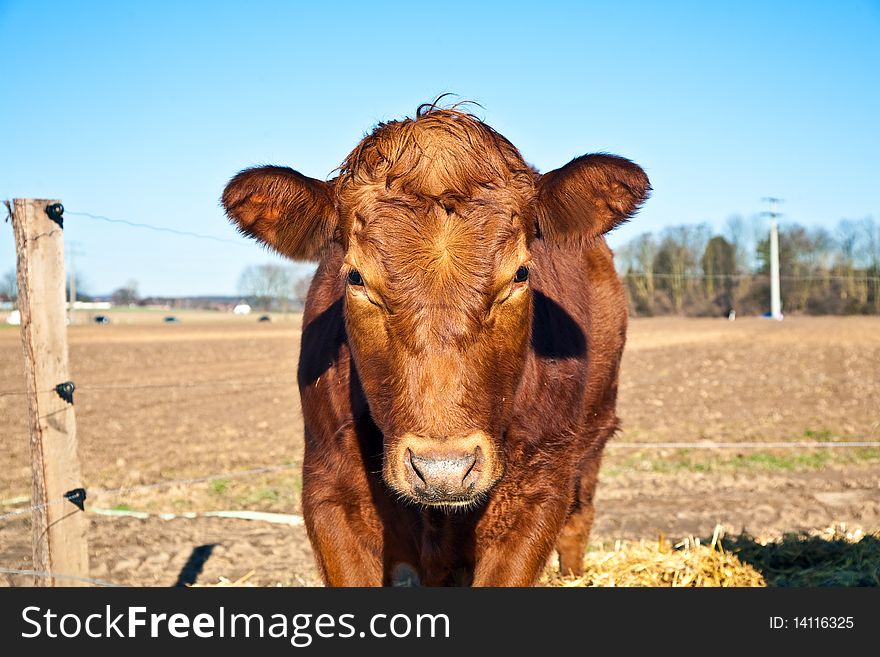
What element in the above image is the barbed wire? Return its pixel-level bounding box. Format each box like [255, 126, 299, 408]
[608, 441, 880, 449]
[72, 378, 294, 393]
[0, 377, 296, 399]
[0, 463, 300, 523]
[619, 271, 880, 282]
[2, 436, 877, 525]
[0, 389, 30, 397]
[66, 210, 248, 246]
[0, 497, 73, 523]
[0, 568, 122, 587]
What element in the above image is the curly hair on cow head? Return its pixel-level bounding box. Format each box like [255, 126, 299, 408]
[415, 93, 484, 118]
[336, 101, 536, 202]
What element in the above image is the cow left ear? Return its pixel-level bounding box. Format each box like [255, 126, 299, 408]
[535, 154, 650, 244]
[222, 166, 337, 261]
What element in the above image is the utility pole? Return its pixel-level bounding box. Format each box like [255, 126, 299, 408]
[67, 242, 83, 326]
[762, 197, 784, 320]
[69, 248, 76, 325]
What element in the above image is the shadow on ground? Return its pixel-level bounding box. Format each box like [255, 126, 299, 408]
[174, 544, 217, 587]
[722, 533, 880, 587]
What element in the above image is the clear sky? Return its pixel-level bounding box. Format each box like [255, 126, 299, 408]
[1, 1, 878, 296]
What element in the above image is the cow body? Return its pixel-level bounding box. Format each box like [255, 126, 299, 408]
[222, 105, 648, 586]
[299, 238, 625, 585]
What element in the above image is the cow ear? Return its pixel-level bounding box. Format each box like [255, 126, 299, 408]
[535, 154, 650, 244]
[222, 166, 337, 261]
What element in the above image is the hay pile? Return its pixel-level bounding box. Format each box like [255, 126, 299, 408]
[547, 525, 764, 587]
[548, 524, 879, 587]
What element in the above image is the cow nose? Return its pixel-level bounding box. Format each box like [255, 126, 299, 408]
[404, 447, 483, 499]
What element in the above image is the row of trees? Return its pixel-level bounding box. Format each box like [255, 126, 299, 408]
[616, 216, 880, 316]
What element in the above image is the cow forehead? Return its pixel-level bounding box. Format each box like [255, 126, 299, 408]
[349, 195, 524, 284]
[345, 195, 527, 341]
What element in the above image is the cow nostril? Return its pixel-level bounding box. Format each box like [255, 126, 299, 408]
[404, 447, 484, 498]
[461, 446, 483, 488]
[405, 448, 427, 487]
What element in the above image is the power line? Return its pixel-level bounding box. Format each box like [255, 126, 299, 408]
[67, 210, 249, 246]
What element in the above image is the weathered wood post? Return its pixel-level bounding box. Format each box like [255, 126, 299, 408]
[11, 198, 89, 586]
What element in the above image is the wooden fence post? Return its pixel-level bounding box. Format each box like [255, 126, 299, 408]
[11, 198, 89, 586]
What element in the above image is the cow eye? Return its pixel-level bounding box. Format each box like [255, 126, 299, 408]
[347, 269, 364, 286]
[513, 266, 529, 283]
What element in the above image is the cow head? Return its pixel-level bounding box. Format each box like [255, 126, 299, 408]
[222, 107, 649, 509]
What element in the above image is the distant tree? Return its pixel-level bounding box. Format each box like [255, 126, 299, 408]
[293, 273, 313, 309]
[111, 279, 140, 306]
[238, 264, 294, 311]
[654, 224, 710, 312]
[617, 232, 657, 314]
[723, 214, 752, 273]
[701, 236, 736, 305]
[862, 217, 879, 270]
[0, 268, 17, 303]
[863, 217, 880, 313]
[808, 228, 837, 271]
[836, 217, 877, 309]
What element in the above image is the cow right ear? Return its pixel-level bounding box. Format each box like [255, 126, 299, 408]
[222, 166, 337, 261]
[535, 154, 650, 245]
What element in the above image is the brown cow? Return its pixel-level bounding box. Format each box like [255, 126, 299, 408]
[222, 104, 649, 586]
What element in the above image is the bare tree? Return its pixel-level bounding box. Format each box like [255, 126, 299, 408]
[654, 224, 710, 312]
[617, 232, 657, 314]
[724, 214, 752, 274]
[293, 273, 313, 309]
[0, 268, 17, 303]
[701, 235, 736, 303]
[111, 279, 140, 306]
[238, 264, 295, 312]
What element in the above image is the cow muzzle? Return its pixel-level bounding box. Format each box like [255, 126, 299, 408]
[392, 432, 498, 506]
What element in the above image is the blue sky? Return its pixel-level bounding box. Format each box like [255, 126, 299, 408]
[1, 1, 878, 296]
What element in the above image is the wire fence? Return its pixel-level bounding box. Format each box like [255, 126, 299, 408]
[0, 568, 123, 587]
[0, 378, 296, 399]
[609, 441, 880, 449]
[619, 269, 880, 316]
[66, 210, 249, 246]
[0, 463, 300, 523]
[620, 271, 880, 282]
